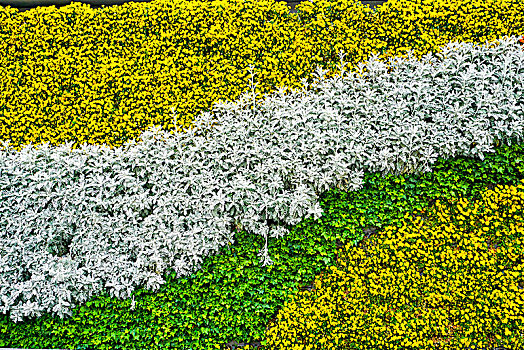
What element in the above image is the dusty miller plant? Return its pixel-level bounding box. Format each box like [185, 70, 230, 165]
[0, 35, 523, 323]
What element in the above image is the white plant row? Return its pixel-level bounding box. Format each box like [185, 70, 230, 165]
[1, 35, 523, 323]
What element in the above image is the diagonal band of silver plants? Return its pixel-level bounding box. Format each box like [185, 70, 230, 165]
[1, 35, 523, 323]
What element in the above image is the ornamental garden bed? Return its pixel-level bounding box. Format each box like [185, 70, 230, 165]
[0, 0, 523, 349]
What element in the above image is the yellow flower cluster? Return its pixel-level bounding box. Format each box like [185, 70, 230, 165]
[263, 181, 524, 349]
[1, 0, 523, 153]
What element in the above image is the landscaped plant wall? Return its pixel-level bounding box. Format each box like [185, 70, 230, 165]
[0, 0, 523, 349]
[1, 32, 523, 324]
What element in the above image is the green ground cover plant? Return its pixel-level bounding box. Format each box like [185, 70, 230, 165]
[0, 0, 523, 349]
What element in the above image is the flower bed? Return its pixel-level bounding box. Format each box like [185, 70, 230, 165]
[1, 0, 524, 349]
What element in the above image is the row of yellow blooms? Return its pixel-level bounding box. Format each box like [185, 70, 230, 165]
[0, 0, 523, 153]
[263, 181, 524, 349]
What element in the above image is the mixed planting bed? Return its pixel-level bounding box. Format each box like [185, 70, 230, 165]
[1, 0, 524, 349]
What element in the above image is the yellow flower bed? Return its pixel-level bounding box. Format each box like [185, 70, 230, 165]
[0, 0, 523, 153]
[263, 181, 524, 349]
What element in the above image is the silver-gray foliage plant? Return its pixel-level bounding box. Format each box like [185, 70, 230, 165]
[1, 35, 523, 323]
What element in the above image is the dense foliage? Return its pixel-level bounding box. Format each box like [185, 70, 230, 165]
[1, 0, 523, 152]
[266, 182, 523, 349]
[1, 0, 523, 349]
